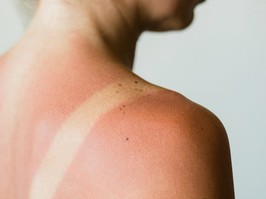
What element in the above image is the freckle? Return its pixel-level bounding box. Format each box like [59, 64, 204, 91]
[134, 81, 138, 84]
[126, 138, 129, 141]
[135, 88, 143, 92]
[118, 83, 122, 86]
[116, 91, 119, 93]
[122, 104, 126, 108]
[119, 107, 123, 111]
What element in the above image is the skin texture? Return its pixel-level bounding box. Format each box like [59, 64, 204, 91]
[0, 0, 234, 198]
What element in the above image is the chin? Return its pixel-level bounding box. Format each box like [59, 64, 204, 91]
[176, 13, 195, 30]
[149, 13, 195, 32]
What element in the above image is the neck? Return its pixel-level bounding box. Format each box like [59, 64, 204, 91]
[13, 0, 144, 70]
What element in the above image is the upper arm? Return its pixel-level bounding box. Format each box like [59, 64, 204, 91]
[176, 106, 234, 198]
[138, 102, 235, 199]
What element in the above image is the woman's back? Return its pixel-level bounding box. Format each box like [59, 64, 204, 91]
[0, 53, 234, 198]
[0, 50, 154, 194]
[0, 52, 184, 198]
[0, 0, 234, 198]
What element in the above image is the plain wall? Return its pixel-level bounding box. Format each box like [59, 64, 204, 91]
[1, 0, 266, 198]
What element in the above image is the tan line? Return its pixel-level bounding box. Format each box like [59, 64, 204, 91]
[0, 64, 34, 199]
[29, 78, 158, 199]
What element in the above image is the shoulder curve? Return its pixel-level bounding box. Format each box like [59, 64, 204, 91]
[139, 86, 227, 136]
[116, 85, 231, 154]
[120, 87, 235, 198]
[48, 86, 234, 198]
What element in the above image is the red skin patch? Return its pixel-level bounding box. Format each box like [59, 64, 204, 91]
[0, 50, 189, 198]
[52, 90, 185, 198]
[0, 55, 142, 198]
[0, 51, 234, 198]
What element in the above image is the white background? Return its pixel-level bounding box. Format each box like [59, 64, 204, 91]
[1, 0, 266, 198]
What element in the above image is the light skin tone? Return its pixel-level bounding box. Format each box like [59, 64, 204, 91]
[0, 0, 234, 198]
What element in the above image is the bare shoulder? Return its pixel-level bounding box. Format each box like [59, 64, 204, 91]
[49, 86, 234, 198]
[131, 88, 235, 198]
[108, 87, 234, 198]
[123, 86, 228, 140]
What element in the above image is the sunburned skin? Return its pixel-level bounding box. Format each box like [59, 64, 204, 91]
[0, 53, 174, 198]
[0, 0, 235, 197]
[52, 91, 191, 199]
[0, 38, 234, 199]
[29, 78, 160, 199]
[0, 58, 235, 198]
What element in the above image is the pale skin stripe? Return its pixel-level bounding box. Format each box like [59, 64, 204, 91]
[0, 64, 32, 134]
[29, 78, 159, 199]
[0, 64, 34, 199]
